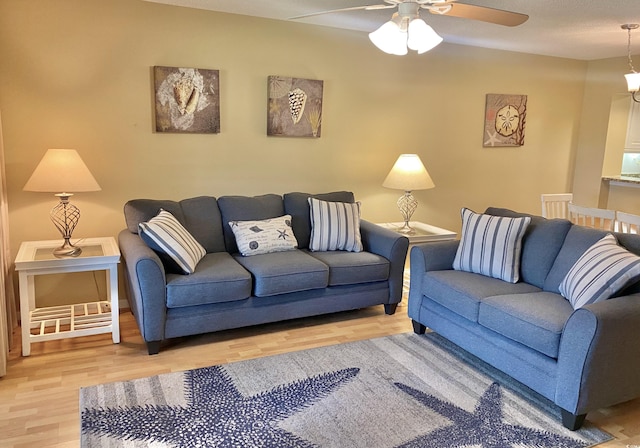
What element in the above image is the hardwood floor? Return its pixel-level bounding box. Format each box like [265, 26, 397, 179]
[1, 303, 639, 447]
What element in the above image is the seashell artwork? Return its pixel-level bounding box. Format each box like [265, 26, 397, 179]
[154, 66, 220, 133]
[268, 76, 323, 138]
[483, 93, 527, 147]
[288, 88, 307, 124]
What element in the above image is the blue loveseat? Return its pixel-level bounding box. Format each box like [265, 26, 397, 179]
[118, 191, 409, 354]
[409, 207, 640, 430]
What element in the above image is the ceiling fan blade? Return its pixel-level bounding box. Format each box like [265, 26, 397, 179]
[289, 4, 395, 20]
[429, 3, 528, 27]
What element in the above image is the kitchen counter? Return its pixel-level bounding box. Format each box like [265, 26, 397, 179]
[602, 175, 640, 187]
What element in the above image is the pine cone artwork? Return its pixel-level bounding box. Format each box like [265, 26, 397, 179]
[288, 88, 307, 124]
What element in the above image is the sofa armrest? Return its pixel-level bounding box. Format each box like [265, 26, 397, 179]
[410, 240, 460, 272]
[408, 241, 459, 319]
[360, 220, 409, 303]
[118, 229, 167, 344]
[556, 294, 640, 415]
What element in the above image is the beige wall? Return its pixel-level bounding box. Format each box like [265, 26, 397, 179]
[572, 56, 640, 213]
[1, 0, 589, 263]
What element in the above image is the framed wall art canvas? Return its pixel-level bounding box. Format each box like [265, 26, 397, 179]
[267, 76, 323, 138]
[154, 66, 220, 134]
[483, 93, 527, 147]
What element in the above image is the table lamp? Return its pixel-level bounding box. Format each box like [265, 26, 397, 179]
[23, 149, 101, 257]
[383, 154, 435, 234]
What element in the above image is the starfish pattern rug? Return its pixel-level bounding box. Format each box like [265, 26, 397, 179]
[80, 333, 611, 447]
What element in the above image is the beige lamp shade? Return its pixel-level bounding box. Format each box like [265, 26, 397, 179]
[383, 154, 435, 191]
[23, 149, 101, 193]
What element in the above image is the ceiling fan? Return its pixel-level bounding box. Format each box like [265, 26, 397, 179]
[290, 0, 528, 55]
[290, 0, 528, 27]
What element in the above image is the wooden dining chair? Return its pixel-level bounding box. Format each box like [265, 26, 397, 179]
[567, 203, 616, 231]
[541, 193, 573, 219]
[615, 211, 640, 234]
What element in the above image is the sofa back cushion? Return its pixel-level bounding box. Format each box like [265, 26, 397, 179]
[217, 194, 285, 254]
[485, 207, 572, 289]
[614, 232, 640, 294]
[124, 196, 225, 253]
[283, 191, 355, 249]
[545, 225, 640, 295]
[543, 225, 608, 293]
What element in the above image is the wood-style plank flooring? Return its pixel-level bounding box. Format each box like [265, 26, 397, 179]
[1, 303, 639, 447]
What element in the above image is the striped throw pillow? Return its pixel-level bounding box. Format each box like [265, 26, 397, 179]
[308, 198, 363, 252]
[559, 234, 640, 309]
[453, 208, 531, 283]
[138, 209, 206, 275]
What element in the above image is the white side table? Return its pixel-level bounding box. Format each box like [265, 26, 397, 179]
[376, 221, 457, 243]
[15, 237, 121, 356]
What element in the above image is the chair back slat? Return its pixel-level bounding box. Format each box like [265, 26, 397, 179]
[616, 211, 640, 234]
[541, 193, 573, 219]
[568, 203, 615, 231]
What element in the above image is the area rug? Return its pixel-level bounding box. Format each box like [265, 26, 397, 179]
[80, 332, 612, 447]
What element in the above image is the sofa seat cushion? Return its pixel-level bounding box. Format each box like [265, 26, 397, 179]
[478, 292, 574, 359]
[422, 270, 541, 322]
[234, 249, 329, 297]
[307, 250, 389, 286]
[166, 252, 252, 308]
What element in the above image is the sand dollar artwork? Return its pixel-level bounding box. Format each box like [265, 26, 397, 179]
[495, 104, 520, 137]
[483, 94, 527, 147]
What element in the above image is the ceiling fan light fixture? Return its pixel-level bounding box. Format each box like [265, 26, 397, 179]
[369, 20, 408, 56]
[370, 13, 442, 56]
[407, 18, 443, 54]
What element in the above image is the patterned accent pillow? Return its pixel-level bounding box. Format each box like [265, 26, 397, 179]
[453, 207, 531, 283]
[229, 215, 298, 256]
[559, 234, 640, 309]
[308, 198, 363, 252]
[138, 209, 206, 275]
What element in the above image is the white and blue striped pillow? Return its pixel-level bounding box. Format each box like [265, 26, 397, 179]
[559, 234, 640, 309]
[139, 209, 206, 275]
[308, 198, 363, 252]
[453, 208, 531, 283]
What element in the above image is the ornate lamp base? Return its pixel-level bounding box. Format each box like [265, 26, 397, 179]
[53, 238, 82, 257]
[50, 193, 82, 257]
[396, 191, 418, 235]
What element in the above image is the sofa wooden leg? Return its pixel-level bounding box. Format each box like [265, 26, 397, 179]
[384, 303, 398, 315]
[412, 320, 426, 334]
[146, 340, 161, 355]
[561, 409, 586, 430]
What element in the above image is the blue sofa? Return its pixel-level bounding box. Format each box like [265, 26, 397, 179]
[409, 207, 640, 430]
[118, 191, 409, 355]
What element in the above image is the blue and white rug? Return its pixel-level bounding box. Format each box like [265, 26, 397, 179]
[80, 333, 611, 447]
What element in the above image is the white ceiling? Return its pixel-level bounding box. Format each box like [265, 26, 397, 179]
[143, 0, 640, 61]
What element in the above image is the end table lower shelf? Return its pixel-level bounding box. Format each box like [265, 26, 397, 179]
[29, 301, 114, 340]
